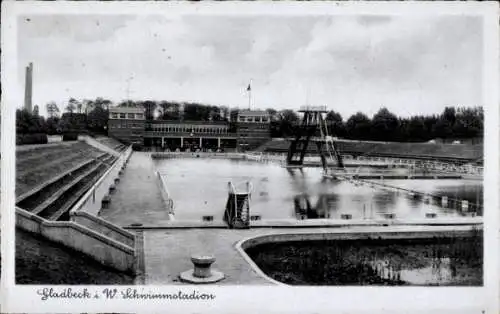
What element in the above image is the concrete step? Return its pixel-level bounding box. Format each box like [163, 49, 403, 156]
[16, 156, 102, 204]
[49, 164, 109, 221]
[32, 162, 104, 217]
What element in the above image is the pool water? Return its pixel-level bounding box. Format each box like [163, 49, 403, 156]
[245, 234, 483, 286]
[155, 159, 482, 222]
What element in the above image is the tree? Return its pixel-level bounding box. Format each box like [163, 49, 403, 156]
[277, 109, 299, 137]
[406, 117, 426, 141]
[83, 99, 94, 115]
[210, 106, 222, 121]
[371, 108, 399, 141]
[453, 106, 483, 139]
[266, 108, 278, 121]
[16, 108, 47, 134]
[325, 110, 345, 137]
[141, 100, 157, 120]
[346, 112, 371, 140]
[66, 98, 78, 114]
[220, 106, 230, 121]
[86, 97, 112, 134]
[184, 102, 211, 121]
[87, 106, 108, 133]
[443, 106, 457, 126]
[94, 97, 112, 111]
[46, 116, 60, 135]
[33, 105, 39, 117]
[46, 102, 60, 118]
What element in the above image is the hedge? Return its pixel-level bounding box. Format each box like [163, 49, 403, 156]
[62, 132, 78, 141]
[16, 133, 48, 145]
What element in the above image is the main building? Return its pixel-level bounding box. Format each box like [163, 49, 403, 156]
[108, 107, 271, 151]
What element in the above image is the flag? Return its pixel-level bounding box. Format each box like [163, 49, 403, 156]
[246, 83, 251, 92]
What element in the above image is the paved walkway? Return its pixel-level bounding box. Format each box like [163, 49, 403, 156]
[99, 152, 171, 226]
[143, 228, 272, 285]
[142, 224, 480, 286]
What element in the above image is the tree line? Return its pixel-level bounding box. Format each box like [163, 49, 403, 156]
[16, 97, 111, 136]
[17, 97, 483, 143]
[268, 106, 483, 142]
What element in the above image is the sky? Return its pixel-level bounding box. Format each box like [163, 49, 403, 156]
[17, 14, 483, 119]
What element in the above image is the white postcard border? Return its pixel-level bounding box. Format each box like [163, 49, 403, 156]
[1, 1, 499, 313]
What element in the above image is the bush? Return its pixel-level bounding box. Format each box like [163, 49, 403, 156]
[62, 132, 78, 141]
[131, 143, 142, 151]
[16, 133, 48, 145]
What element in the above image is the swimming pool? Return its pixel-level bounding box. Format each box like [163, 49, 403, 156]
[155, 158, 482, 222]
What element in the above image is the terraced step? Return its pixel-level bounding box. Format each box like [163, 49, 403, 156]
[16, 158, 99, 207]
[16, 151, 107, 200]
[17, 150, 96, 178]
[16, 143, 80, 161]
[32, 163, 104, 217]
[16, 149, 108, 194]
[17, 145, 80, 166]
[50, 164, 110, 221]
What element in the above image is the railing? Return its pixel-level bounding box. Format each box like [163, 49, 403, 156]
[151, 152, 246, 159]
[156, 171, 175, 218]
[226, 181, 252, 229]
[228, 180, 253, 195]
[344, 178, 483, 214]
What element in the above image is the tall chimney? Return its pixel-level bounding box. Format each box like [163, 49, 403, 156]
[24, 62, 33, 113]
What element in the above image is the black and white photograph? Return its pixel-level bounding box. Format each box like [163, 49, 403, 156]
[1, 2, 498, 313]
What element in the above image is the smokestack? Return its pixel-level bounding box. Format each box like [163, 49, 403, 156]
[24, 62, 33, 113]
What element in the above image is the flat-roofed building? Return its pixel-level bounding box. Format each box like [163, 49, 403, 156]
[108, 107, 145, 144]
[108, 107, 272, 151]
[236, 110, 271, 150]
[144, 120, 237, 150]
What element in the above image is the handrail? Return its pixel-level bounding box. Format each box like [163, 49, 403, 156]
[228, 181, 253, 195]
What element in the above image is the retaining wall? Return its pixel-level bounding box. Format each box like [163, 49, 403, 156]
[70, 210, 135, 247]
[16, 207, 136, 274]
[70, 145, 132, 216]
[238, 227, 483, 251]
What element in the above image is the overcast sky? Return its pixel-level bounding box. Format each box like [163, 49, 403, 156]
[17, 14, 483, 119]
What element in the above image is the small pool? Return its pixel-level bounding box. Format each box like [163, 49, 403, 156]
[245, 233, 483, 286]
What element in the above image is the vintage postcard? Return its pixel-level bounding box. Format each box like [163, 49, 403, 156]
[1, 1, 499, 313]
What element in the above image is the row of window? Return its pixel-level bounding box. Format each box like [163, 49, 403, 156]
[151, 126, 229, 134]
[110, 113, 145, 120]
[111, 123, 143, 128]
[238, 125, 270, 130]
[238, 116, 269, 123]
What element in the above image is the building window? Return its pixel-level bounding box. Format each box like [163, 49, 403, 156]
[127, 113, 135, 119]
[262, 117, 268, 122]
[136, 113, 144, 119]
[120, 113, 126, 119]
[111, 113, 118, 119]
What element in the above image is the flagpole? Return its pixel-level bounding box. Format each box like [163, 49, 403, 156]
[248, 88, 251, 110]
[248, 79, 252, 110]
